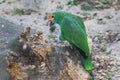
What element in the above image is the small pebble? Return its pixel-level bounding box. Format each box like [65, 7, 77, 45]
[1, 24, 4, 27]
[22, 44, 27, 50]
[93, 36, 99, 43]
[41, 62, 46, 67]
[116, 33, 120, 41]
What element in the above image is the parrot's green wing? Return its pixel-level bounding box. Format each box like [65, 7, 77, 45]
[75, 16, 87, 33]
[60, 15, 90, 56]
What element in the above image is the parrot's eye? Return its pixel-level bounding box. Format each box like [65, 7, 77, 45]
[52, 16, 54, 18]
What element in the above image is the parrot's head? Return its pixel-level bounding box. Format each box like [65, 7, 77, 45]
[48, 13, 61, 32]
[48, 14, 54, 21]
[48, 13, 55, 27]
[48, 12, 65, 26]
[47, 13, 57, 32]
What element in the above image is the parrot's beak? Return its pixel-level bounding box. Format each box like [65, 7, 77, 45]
[47, 19, 55, 27]
[47, 19, 56, 32]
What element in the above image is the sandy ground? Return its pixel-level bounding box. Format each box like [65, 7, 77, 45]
[0, 0, 120, 80]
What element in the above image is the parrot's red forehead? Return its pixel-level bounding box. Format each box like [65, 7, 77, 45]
[48, 14, 53, 20]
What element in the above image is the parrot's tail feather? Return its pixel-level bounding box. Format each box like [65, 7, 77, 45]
[74, 46, 93, 71]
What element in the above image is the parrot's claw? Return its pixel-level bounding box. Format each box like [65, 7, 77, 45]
[68, 43, 76, 50]
[69, 45, 74, 50]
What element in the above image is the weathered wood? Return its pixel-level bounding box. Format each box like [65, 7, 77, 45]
[7, 27, 90, 80]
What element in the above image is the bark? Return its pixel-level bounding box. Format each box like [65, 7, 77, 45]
[7, 27, 90, 80]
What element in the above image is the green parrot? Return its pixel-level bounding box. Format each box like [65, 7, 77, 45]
[48, 11, 92, 71]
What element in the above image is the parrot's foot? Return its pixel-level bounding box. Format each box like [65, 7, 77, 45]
[67, 42, 76, 50]
[69, 44, 76, 50]
[69, 45, 73, 49]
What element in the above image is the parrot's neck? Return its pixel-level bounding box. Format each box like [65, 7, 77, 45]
[53, 12, 66, 25]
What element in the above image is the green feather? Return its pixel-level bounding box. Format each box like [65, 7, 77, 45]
[79, 52, 93, 71]
[53, 11, 92, 70]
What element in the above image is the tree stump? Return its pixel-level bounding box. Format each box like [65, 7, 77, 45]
[7, 27, 90, 80]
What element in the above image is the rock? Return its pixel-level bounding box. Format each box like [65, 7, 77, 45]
[93, 36, 99, 43]
[95, 63, 100, 67]
[104, 15, 113, 19]
[6, 27, 90, 80]
[117, 61, 120, 66]
[41, 62, 46, 67]
[115, 33, 120, 41]
[97, 18, 106, 24]
[101, 72, 106, 76]
[0, 17, 24, 80]
[20, 0, 42, 11]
